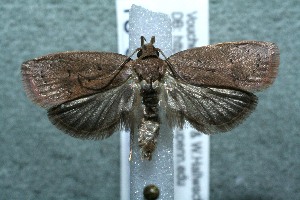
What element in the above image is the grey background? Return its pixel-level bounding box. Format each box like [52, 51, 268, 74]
[0, 0, 299, 199]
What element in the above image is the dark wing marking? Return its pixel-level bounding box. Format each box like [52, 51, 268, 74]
[162, 75, 257, 134]
[47, 79, 139, 139]
[21, 51, 131, 108]
[167, 41, 279, 92]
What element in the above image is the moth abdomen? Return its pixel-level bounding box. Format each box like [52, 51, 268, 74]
[138, 82, 161, 160]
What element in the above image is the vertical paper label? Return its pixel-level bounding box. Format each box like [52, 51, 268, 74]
[174, 128, 209, 200]
[172, 11, 200, 50]
[117, 1, 209, 200]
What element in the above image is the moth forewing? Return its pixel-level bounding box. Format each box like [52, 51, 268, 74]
[21, 52, 131, 108]
[167, 41, 279, 92]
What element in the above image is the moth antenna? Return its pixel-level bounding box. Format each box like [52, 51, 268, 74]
[128, 48, 141, 58]
[77, 50, 137, 91]
[157, 48, 186, 81]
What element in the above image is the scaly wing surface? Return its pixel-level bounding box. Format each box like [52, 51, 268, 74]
[22, 51, 131, 108]
[167, 41, 279, 92]
[48, 79, 139, 139]
[162, 75, 257, 134]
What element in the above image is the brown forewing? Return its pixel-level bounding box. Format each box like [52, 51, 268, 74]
[21, 52, 131, 108]
[167, 41, 279, 92]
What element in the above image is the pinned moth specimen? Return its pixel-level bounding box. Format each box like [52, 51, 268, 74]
[22, 36, 279, 160]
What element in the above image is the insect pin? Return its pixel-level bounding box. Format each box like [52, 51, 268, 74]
[22, 36, 279, 160]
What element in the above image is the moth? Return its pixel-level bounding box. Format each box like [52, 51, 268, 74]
[22, 36, 279, 160]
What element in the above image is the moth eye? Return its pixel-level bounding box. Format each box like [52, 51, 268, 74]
[137, 50, 143, 58]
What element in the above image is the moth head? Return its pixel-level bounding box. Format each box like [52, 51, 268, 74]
[137, 36, 160, 59]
